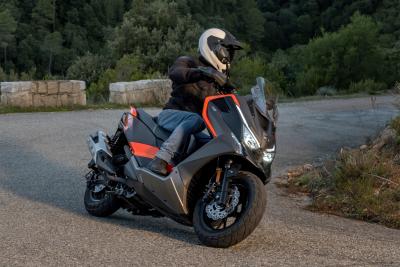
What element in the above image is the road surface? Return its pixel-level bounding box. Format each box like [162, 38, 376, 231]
[0, 95, 399, 266]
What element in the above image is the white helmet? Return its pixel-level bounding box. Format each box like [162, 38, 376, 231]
[198, 28, 243, 73]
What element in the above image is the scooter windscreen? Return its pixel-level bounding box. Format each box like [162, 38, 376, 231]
[251, 77, 278, 125]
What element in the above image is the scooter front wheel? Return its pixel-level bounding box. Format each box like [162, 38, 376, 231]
[193, 171, 267, 248]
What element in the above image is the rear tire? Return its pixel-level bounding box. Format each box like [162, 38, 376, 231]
[84, 187, 120, 217]
[193, 172, 266, 248]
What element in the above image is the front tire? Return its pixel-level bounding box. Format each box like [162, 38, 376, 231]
[84, 187, 120, 217]
[193, 172, 267, 248]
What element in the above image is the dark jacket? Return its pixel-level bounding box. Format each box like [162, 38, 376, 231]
[164, 56, 217, 114]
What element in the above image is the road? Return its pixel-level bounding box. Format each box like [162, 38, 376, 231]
[0, 95, 399, 266]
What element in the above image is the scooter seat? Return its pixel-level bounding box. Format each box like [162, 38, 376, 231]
[136, 109, 171, 141]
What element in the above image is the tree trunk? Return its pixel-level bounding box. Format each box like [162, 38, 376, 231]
[3, 46, 6, 72]
[53, 0, 56, 32]
[48, 52, 53, 76]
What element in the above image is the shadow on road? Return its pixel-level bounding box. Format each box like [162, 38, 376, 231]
[0, 139, 200, 246]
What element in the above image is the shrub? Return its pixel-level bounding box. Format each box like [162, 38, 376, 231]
[287, 147, 400, 229]
[293, 13, 385, 95]
[87, 54, 163, 102]
[391, 117, 400, 136]
[348, 79, 387, 94]
[316, 86, 337, 96]
[231, 55, 285, 96]
[67, 52, 111, 84]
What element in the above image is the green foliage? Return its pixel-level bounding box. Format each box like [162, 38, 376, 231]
[348, 79, 387, 94]
[111, 0, 202, 72]
[67, 53, 111, 84]
[0, 8, 17, 71]
[87, 54, 162, 101]
[0, 9, 17, 48]
[0, 0, 400, 101]
[293, 13, 385, 95]
[390, 117, 400, 136]
[188, 0, 264, 48]
[231, 56, 267, 94]
[287, 147, 400, 229]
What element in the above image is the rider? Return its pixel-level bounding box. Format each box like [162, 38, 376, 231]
[147, 28, 243, 175]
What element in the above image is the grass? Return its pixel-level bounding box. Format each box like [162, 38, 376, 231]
[282, 117, 400, 229]
[279, 91, 386, 103]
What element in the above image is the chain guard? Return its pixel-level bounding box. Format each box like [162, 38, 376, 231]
[205, 186, 240, 220]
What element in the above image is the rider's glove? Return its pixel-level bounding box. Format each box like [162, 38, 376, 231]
[197, 66, 228, 87]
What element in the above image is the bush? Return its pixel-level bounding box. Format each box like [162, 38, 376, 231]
[316, 86, 337, 96]
[348, 79, 387, 94]
[293, 13, 385, 95]
[231, 55, 285, 96]
[391, 117, 400, 136]
[87, 54, 163, 102]
[67, 53, 111, 84]
[286, 147, 400, 229]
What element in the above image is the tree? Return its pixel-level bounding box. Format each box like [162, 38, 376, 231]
[188, 0, 265, 48]
[111, 0, 202, 73]
[294, 13, 385, 95]
[42, 31, 63, 75]
[0, 9, 17, 72]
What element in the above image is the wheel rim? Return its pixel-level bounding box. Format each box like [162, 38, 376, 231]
[88, 187, 106, 202]
[202, 181, 249, 231]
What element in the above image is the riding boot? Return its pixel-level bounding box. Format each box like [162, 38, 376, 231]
[147, 157, 168, 176]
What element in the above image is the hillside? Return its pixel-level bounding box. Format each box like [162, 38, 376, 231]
[0, 0, 399, 100]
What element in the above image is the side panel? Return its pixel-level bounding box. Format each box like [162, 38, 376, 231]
[123, 145, 188, 216]
[202, 94, 241, 137]
[123, 112, 159, 167]
[177, 134, 237, 189]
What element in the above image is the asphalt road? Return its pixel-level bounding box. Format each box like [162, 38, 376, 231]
[0, 95, 399, 266]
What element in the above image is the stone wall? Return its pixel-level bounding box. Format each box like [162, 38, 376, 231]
[109, 79, 172, 106]
[0, 80, 86, 107]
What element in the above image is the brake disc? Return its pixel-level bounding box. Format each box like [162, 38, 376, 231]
[205, 186, 240, 220]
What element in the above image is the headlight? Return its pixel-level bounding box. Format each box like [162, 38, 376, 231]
[262, 151, 275, 163]
[243, 126, 260, 150]
[231, 133, 243, 155]
[262, 145, 276, 163]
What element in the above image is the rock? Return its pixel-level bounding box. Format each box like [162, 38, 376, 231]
[37, 81, 48, 94]
[47, 81, 59, 94]
[372, 127, 397, 150]
[303, 164, 314, 171]
[109, 79, 172, 106]
[79, 92, 87, 105]
[72, 80, 85, 93]
[58, 94, 69, 106]
[9, 91, 32, 107]
[18, 82, 33, 92]
[67, 93, 82, 105]
[59, 81, 72, 93]
[1, 80, 86, 107]
[360, 144, 368, 150]
[316, 86, 337, 96]
[1, 82, 17, 93]
[31, 82, 38, 94]
[33, 95, 47, 107]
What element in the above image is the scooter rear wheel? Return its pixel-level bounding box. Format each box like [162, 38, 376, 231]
[193, 171, 266, 248]
[84, 186, 120, 217]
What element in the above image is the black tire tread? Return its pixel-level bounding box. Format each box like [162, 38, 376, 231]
[84, 188, 120, 217]
[193, 171, 267, 248]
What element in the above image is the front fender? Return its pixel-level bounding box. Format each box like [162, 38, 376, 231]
[177, 133, 238, 189]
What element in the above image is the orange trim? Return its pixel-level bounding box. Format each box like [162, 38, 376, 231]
[202, 94, 240, 137]
[130, 106, 137, 117]
[129, 142, 159, 158]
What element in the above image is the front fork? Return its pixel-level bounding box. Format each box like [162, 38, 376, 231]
[216, 159, 240, 205]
